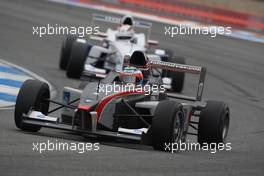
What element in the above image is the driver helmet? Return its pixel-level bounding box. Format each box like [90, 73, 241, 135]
[116, 25, 134, 40]
[119, 66, 143, 85]
[121, 15, 134, 26]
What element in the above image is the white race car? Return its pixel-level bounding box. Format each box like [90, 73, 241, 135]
[59, 14, 185, 92]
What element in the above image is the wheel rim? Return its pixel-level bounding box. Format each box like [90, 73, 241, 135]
[222, 111, 230, 141]
[36, 90, 49, 115]
[172, 111, 183, 142]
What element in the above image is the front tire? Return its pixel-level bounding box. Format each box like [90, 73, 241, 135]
[198, 101, 230, 144]
[15, 80, 50, 132]
[152, 100, 184, 151]
[66, 41, 91, 78]
[59, 35, 77, 70]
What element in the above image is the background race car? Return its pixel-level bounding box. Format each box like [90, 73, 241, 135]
[59, 14, 186, 92]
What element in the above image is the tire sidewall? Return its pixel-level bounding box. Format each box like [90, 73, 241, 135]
[15, 80, 50, 132]
[198, 101, 230, 144]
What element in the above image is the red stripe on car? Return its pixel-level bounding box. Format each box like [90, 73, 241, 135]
[96, 91, 144, 120]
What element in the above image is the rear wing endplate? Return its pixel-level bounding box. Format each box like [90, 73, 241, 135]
[149, 60, 206, 101]
[93, 14, 152, 29]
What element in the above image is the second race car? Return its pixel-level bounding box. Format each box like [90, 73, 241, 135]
[59, 14, 185, 92]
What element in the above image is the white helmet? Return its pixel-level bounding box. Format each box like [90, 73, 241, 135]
[116, 25, 134, 40]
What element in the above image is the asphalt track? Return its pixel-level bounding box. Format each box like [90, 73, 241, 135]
[0, 0, 264, 175]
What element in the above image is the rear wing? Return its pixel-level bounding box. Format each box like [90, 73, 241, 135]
[92, 14, 152, 29]
[91, 14, 153, 42]
[149, 60, 206, 101]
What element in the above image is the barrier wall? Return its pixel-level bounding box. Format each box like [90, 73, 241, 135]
[97, 0, 264, 33]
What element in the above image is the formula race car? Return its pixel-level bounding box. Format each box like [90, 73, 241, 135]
[15, 51, 230, 151]
[59, 14, 185, 92]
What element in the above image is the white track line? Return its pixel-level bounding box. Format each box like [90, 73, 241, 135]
[0, 58, 57, 109]
[0, 72, 33, 82]
[0, 85, 20, 96]
[0, 63, 11, 67]
[0, 100, 14, 108]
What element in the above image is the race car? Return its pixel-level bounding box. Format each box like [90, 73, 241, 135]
[15, 51, 230, 151]
[59, 14, 185, 92]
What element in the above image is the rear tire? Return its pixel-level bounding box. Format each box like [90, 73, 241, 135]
[66, 41, 91, 78]
[59, 35, 77, 70]
[160, 49, 173, 62]
[198, 101, 230, 145]
[15, 80, 50, 132]
[168, 56, 185, 93]
[152, 100, 184, 151]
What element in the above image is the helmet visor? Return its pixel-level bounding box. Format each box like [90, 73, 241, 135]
[120, 75, 136, 84]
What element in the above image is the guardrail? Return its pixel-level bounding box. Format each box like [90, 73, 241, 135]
[98, 0, 264, 33]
